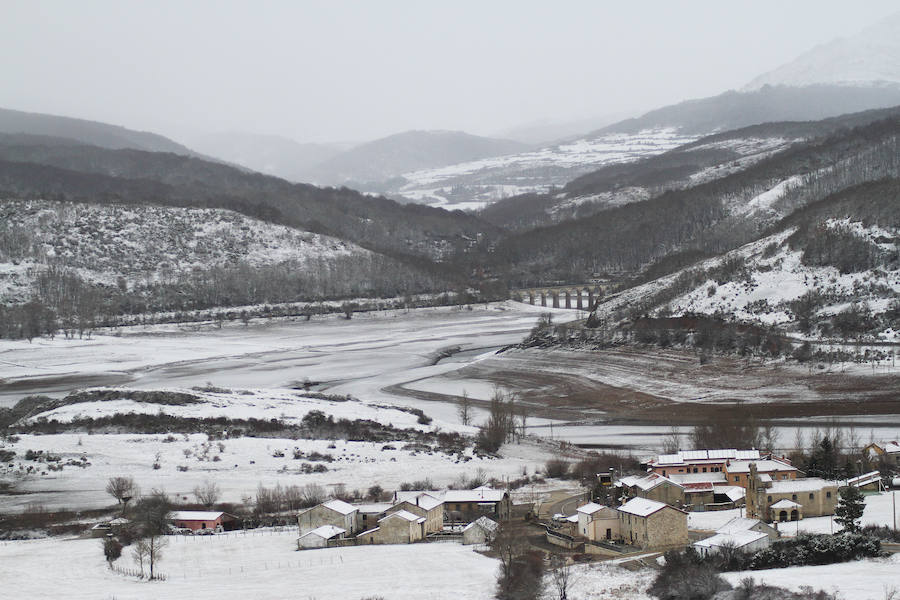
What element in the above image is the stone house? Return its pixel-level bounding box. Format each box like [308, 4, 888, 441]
[618, 473, 685, 507]
[616, 497, 688, 550]
[357, 509, 426, 545]
[298, 499, 358, 535]
[385, 493, 444, 533]
[462, 516, 499, 545]
[576, 502, 619, 542]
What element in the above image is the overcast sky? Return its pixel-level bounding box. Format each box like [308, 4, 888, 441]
[2, 1, 899, 144]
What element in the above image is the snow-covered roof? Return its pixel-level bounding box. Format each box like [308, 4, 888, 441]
[576, 502, 605, 515]
[619, 473, 682, 491]
[769, 499, 801, 509]
[713, 486, 746, 502]
[884, 442, 900, 454]
[443, 487, 507, 503]
[667, 472, 727, 485]
[766, 478, 837, 493]
[322, 499, 357, 515]
[400, 493, 442, 511]
[726, 459, 797, 473]
[299, 525, 346, 540]
[379, 509, 424, 524]
[716, 518, 766, 534]
[653, 449, 760, 466]
[396, 488, 506, 504]
[108, 517, 130, 525]
[848, 471, 881, 487]
[170, 511, 225, 521]
[694, 530, 768, 549]
[617, 497, 670, 517]
[463, 516, 499, 533]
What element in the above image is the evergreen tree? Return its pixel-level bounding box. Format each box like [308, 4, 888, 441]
[834, 486, 865, 533]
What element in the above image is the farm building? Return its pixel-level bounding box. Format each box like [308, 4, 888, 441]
[395, 487, 510, 523]
[848, 471, 884, 492]
[616, 498, 688, 550]
[298, 499, 358, 536]
[462, 516, 499, 545]
[169, 511, 236, 532]
[298, 525, 346, 549]
[576, 502, 619, 542]
[693, 529, 770, 557]
[357, 510, 426, 545]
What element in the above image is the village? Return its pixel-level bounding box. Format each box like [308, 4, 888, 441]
[65, 439, 900, 599]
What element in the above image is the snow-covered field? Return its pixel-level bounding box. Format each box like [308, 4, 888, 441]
[0, 530, 500, 600]
[722, 554, 900, 600]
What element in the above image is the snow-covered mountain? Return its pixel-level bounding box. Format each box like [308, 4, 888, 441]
[744, 13, 900, 90]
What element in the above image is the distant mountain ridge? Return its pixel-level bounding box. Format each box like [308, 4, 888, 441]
[0, 107, 197, 155]
[186, 131, 348, 183]
[309, 130, 529, 187]
[596, 84, 900, 135]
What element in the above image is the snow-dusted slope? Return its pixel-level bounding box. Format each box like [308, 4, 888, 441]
[388, 129, 697, 210]
[745, 13, 900, 90]
[0, 200, 369, 302]
[659, 222, 900, 339]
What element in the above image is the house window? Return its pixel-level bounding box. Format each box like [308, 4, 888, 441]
[702, 467, 707, 473]
[693, 468, 699, 473]
[782, 474, 788, 480]
[767, 496, 772, 502]
[734, 476, 740, 483]
[791, 495, 797, 501]
[826, 491, 832, 499]
[809, 493, 814, 500]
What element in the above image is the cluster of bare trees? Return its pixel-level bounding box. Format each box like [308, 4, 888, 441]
[476, 389, 529, 454]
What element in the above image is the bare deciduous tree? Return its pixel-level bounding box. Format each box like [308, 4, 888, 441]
[549, 556, 574, 600]
[192, 479, 221, 508]
[457, 390, 472, 426]
[105, 476, 138, 512]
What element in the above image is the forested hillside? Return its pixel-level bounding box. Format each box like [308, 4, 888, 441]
[0, 107, 196, 155]
[488, 110, 900, 285]
[0, 135, 500, 263]
[0, 200, 464, 339]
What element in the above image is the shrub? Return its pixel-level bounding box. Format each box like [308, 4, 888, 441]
[544, 458, 570, 479]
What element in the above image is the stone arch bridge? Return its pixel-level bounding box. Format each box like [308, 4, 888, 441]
[512, 285, 605, 310]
